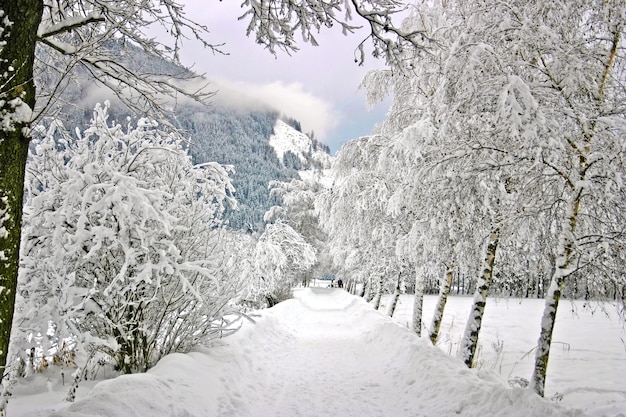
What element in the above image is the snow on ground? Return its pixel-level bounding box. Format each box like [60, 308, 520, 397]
[269, 120, 333, 167]
[269, 120, 311, 163]
[10, 288, 589, 417]
[385, 294, 626, 417]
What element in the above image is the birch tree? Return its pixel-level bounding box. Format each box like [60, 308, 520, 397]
[430, 0, 625, 393]
[361, 0, 624, 385]
[518, 1, 626, 397]
[407, 0, 624, 391]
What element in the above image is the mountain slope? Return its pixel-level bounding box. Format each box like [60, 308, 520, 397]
[38, 42, 333, 233]
[175, 108, 331, 231]
[269, 119, 333, 171]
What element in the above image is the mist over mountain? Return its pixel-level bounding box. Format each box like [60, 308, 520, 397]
[37, 41, 332, 232]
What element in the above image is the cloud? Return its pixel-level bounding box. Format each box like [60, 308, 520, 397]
[72, 71, 338, 144]
[157, 0, 392, 151]
[212, 78, 339, 140]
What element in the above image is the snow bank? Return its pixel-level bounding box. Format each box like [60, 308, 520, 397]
[387, 294, 625, 416]
[15, 289, 585, 417]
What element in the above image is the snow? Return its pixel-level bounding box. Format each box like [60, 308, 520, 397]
[268, 118, 335, 187]
[269, 120, 333, 168]
[8, 289, 604, 417]
[298, 168, 334, 189]
[269, 120, 308, 162]
[387, 294, 626, 417]
[1, 97, 33, 132]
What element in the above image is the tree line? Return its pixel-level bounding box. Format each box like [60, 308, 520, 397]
[317, 0, 625, 397]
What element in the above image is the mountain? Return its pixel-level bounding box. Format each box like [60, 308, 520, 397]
[37, 41, 333, 233]
[175, 108, 332, 232]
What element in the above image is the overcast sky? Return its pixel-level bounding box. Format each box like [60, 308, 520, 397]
[171, 0, 393, 154]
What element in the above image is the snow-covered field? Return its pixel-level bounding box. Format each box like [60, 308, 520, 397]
[385, 294, 626, 417]
[9, 288, 617, 417]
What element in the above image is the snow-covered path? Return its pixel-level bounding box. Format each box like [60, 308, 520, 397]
[222, 288, 414, 417]
[14, 289, 584, 417]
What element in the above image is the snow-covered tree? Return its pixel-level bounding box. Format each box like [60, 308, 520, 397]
[15, 103, 237, 374]
[413, 0, 625, 394]
[317, 134, 415, 319]
[0, 0, 220, 377]
[239, 0, 428, 66]
[362, 0, 625, 395]
[266, 176, 329, 286]
[246, 221, 316, 307]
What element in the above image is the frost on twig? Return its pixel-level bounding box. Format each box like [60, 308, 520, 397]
[238, 0, 433, 67]
[33, 0, 225, 124]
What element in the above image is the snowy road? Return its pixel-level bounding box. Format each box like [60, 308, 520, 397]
[14, 288, 583, 417]
[223, 288, 412, 417]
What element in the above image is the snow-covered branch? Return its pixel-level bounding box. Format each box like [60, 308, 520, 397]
[238, 0, 431, 66]
[37, 12, 104, 38]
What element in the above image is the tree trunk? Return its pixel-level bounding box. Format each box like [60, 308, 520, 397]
[358, 279, 367, 298]
[531, 189, 582, 397]
[458, 227, 500, 367]
[371, 275, 384, 310]
[429, 264, 454, 345]
[531, 24, 620, 397]
[385, 274, 401, 317]
[0, 0, 42, 375]
[364, 277, 374, 301]
[412, 270, 424, 336]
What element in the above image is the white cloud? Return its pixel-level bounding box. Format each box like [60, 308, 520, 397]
[212, 78, 339, 140]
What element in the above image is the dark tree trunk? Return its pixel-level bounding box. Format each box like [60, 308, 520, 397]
[371, 275, 384, 310]
[358, 280, 366, 298]
[385, 274, 401, 317]
[0, 0, 43, 374]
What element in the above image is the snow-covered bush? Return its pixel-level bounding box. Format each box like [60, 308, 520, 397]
[245, 221, 316, 307]
[14, 103, 238, 374]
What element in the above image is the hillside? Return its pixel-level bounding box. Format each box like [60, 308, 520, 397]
[175, 107, 332, 231]
[269, 119, 333, 171]
[38, 42, 333, 232]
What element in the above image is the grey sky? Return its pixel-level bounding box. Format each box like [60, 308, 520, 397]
[173, 0, 392, 154]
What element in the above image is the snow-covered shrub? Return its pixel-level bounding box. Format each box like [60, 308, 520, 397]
[14, 102, 238, 374]
[245, 221, 316, 307]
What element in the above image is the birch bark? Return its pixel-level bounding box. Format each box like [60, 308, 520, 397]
[458, 227, 499, 367]
[412, 271, 425, 337]
[429, 264, 454, 345]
